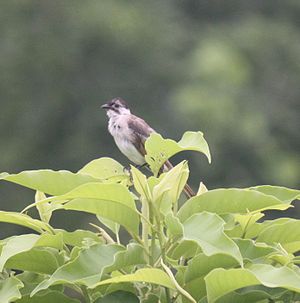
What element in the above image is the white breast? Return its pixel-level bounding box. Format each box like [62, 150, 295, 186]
[108, 115, 146, 165]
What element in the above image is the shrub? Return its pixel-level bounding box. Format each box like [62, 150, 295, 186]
[0, 131, 299, 303]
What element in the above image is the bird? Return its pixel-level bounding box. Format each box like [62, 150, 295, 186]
[101, 97, 195, 198]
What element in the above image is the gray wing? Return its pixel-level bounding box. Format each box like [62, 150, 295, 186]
[128, 115, 155, 156]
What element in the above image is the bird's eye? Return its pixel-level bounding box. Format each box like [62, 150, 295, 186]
[115, 104, 120, 108]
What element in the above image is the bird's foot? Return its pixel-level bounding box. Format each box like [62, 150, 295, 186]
[123, 166, 131, 175]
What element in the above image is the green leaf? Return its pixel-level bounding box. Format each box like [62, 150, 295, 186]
[183, 253, 238, 302]
[35, 233, 63, 249]
[250, 185, 300, 203]
[0, 211, 52, 233]
[178, 189, 290, 222]
[59, 183, 139, 234]
[0, 277, 23, 303]
[78, 157, 126, 180]
[0, 235, 39, 271]
[89, 268, 176, 290]
[16, 291, 80, 303]
[0, 233, 63, 271]
[165, 213, 183, 237]
[57, 229, 102, 247]
[197, 182, 208, 196]
[182, 212, 243, 264]
[257, 219, 300, 253]
[168, 241, 199, 260]
[31, 244, 124, 296]
[226, 217, 292, 239]
[5, 247, 60, 274]
[145, 131, 211, 175]
[95, 290, 139, 303]
[49, 183, 136, 208]
[234, 239, 277, 261]
[104, 243, 146, 274]
[152, 161, 190, 214]
[130, 166, 151, 200]
[214, 286, 288, 303]
[16, 272, 47, 297]
[0, 170, 99, 195]
[205, 264, 300, 303]
[95, 280, 136, 299]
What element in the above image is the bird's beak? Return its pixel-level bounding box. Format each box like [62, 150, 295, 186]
[101, 103, 110, 110]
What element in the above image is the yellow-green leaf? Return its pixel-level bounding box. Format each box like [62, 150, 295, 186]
[0, 170, 99, 195]
[145, 131, 211, 176]
[178, 189, 290, 222]
[182, 212, 243, 264]
[0, 277, 23, 303]
[89, 268, 176, 290]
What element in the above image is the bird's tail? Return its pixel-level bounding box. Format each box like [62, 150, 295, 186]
[163, 160, 195, 199]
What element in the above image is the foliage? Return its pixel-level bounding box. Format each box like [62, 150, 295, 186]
[0, 131, 299, 303]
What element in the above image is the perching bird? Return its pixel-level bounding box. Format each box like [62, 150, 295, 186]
[101, 97, 195, 198]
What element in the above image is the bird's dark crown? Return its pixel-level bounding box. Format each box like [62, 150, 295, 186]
[108, 97, 129, 109]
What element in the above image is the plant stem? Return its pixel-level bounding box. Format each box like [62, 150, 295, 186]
[141, 196, 150, 263]
[149, 205, 156, 266]
[155, 212, 172, 303]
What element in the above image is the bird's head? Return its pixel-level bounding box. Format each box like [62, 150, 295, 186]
[101, 97, 131, 117]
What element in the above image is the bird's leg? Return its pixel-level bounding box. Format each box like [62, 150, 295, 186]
[122, 162, 148, 175]
[135, 163, 149, 170]
[123, 163, 150, 184]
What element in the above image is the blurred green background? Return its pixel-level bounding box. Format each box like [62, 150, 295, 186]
[0, 1, 299, 236]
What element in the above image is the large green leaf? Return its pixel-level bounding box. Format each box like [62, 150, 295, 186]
[49, 183, 136, 208]
[0, 211, 52, 233]
[0, 170, 98, 195]
[183, 253, 238, 302]
[78, 157, 126, 181]
[257, 219, 300, 253]
[205, 264, 300, 303]
[91, 243, 147, 297]
[31, 244, 124, 296]
[178, 189, 290, 222]
[182, 212, 243, 264]
[250, 185, 300, 203]
[16, 291, 80, 303]
[5, 248, 61, 274]
[89, 268, 176, 290]
[65, 198, 138, 236]
[64, 198, 140, 234]
[46, 183, 140, 234]
[0, 233, 63, 272]
[145, 131, 211, 175]
[0, 277, 23, 303]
